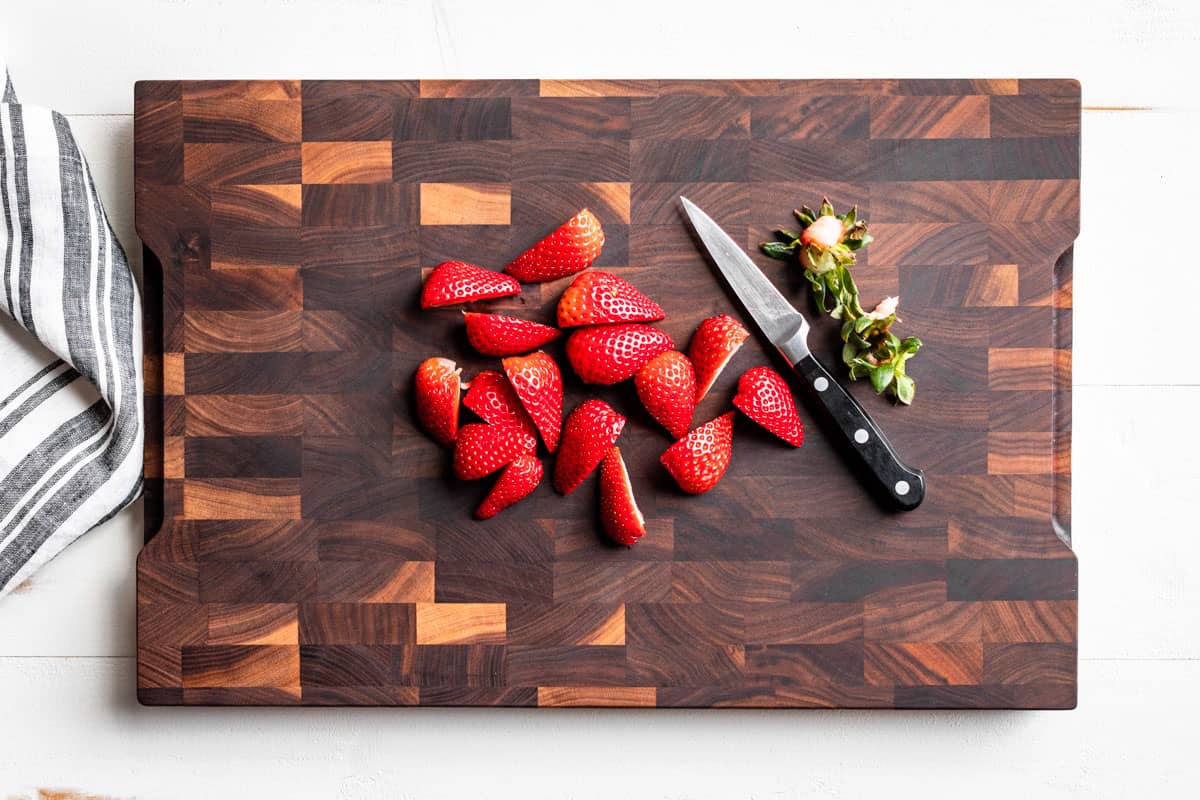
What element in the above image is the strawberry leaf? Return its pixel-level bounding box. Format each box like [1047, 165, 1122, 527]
[760, 241, 796, 260]
[895, 374, 916, 405]
[870, 364, 895, 394]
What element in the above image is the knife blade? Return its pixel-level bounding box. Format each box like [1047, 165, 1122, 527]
[679, 196, 925, 511]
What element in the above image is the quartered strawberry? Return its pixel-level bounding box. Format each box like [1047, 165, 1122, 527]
[599, 446, 645, 546]
[464, 312, 560, 357]
[553, 400, 626, 495]
[462, 370, 537, 437]
[502, 351, 564, 452]
[556, 271, 665, 328]
[504, 209, 605, 283]
[634, 351, 697, 440]
[732, 366, 804, 447]
[660, 411, 735, 494]
[475, 455, 543, 520]
[688, 314, 750, 402]
[453, 422, 537, 481]
[565, 324, 674, 385]
[414, 357, 461, 446]
[420, 261, 520, 309]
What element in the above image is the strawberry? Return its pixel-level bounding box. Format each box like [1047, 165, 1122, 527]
[476, 455, 543, 520]
[801, 214, 845, 248]
[732, 367, 804, 447]
[414, 357, 461, 446]
[453, 422, 537, 481]
[634, 351, 697, 439]
[687, 314, 750, 402]
[504, 209, 605, 283]
[464, 312, 560, 357]
[553, 400, 626, 495]
[565, 324, 674, 385]
[660, 411, 735, 495]
[599, 447, 645, 546]
[502, 351, 564, 452]
[420, 261, 520, 309]
[462, 370, 537, 437]
[556, 271, 664, 328]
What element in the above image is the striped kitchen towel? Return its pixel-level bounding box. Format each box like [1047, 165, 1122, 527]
[0, 64, 143, 597]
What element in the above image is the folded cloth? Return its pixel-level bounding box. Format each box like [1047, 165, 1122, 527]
[0, 65, 143, 597]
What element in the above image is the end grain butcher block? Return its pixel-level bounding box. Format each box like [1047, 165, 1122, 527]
[135, 78, 1078, 708]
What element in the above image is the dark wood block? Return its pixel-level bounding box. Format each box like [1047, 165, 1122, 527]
[393, 98, 512, 141]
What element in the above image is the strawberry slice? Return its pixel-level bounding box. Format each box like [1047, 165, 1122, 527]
[504, 209, 605, 283]
[634, 351, 697, 440]
[553, 400, 626, 495]
[660, 411, 735, 494]
[464, 312, 560, 357]
[732, 366, 804, 447]
[414, 357, 461, 446]
[565, 324, 674, 385]
[599, 446, 645, 546]
[687, 314, 750, 402]
[502, 351, 564, 452]
[556, 271, 665, 328]
[476, 455, 543, 519]
[421, 261, 520, 309]
[453, 422, 537, 481]
[462, 370, 537, 437]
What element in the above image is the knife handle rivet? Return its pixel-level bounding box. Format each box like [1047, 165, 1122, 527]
[813, 377, 829, 392]
[895, 480, 911, 496]
[854, 428, 869, 444]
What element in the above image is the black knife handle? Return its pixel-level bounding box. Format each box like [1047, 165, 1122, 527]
[791, 353, 925, 511]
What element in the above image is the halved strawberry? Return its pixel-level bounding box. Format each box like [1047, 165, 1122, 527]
[420, 261, 520, 309]
[414, 357, 461, 446]
[732, 366, 804, 447]
[476, 455, 543, 520]
[453, 422, 537, 481]
[502, 351, 564, 452]
[660, 411, 735, 494]
[556, 271, 664, 328]
[462, 370, 537, 437]
[688, 314, 750, 402]
[464, 312, 560, 357]
[553, 400, 626, 495]
[599, 446, 645, 546]
[565, 324, 674, 385]
[504, 209, 604, 283]
[634, 351, 697, 440]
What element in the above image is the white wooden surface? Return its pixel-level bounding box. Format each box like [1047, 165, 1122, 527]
[2, 1, 1199, 796]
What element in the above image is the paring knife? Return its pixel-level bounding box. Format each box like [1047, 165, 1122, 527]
[679, 197, 926, 512]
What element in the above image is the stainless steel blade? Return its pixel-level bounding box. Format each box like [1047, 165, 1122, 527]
[679, 196, 811, 362]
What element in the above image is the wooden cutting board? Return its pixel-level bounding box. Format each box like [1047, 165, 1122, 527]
[134, 78, 1078, 708]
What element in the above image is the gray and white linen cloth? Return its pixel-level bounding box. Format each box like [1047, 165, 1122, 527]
[0, 63, 143, 597]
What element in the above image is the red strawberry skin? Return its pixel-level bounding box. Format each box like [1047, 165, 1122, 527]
[565, 324, 674, 385]
[453, 422, 537, 481]
[420, 261, 520, 309]
[502, 351, 564, 452]
[504, 209, 605, 282]
[688, 314, 750, 402]
[733, 367, 804, 447]
[553, 400, 626, 494]
[414, 357, 461, 446]
[599, 446, 645, 546]
[462, 370, 537, 437]
[557, 271, 665, 328]
[464, 312, 560, 357]
[634, 351, 697, 440]
[476, 455, 543, 519]
[660, 411, 735, 494]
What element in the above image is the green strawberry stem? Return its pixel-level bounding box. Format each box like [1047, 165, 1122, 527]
[759, 197, 921, 405]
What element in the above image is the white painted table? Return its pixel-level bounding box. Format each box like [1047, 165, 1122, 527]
[2, 1, 1198, 797]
